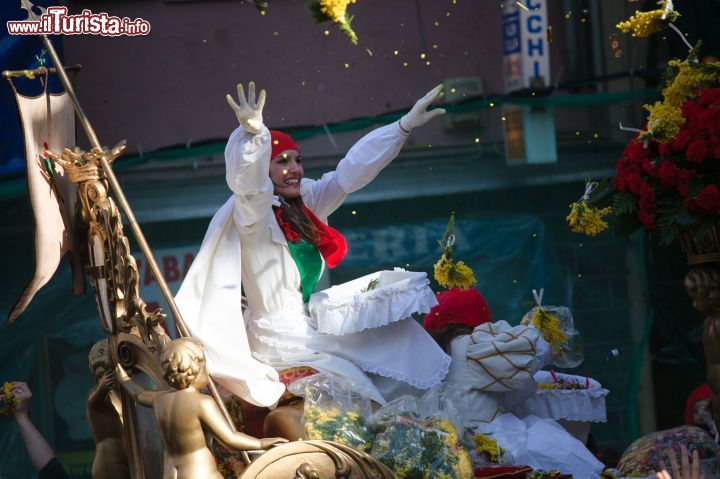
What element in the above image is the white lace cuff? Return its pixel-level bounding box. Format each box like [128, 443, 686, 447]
[513, 371, 609, 423]
[308, 269, 438, 336]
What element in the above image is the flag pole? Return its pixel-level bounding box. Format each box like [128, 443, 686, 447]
[22, 6, 248, 462]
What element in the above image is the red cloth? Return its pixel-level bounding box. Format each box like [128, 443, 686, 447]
[270, 130, 300, 159]
[474, 465, 533, 478]
[424, 287, 491, 334]
[684, 383, 711, 424]
[274, 206, 347, 269]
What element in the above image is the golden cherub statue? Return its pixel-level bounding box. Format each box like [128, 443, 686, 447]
[87, 339, 130, 479]
[684, 265, 720, 428]
[116, 337, 287, 478]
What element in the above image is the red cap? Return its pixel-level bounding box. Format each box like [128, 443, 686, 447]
[423, 288, 491, 334]
[684, 383, 711, 424]
[270, 130, 300, 159]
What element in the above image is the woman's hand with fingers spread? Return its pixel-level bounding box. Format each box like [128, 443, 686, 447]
[399, 84, 446, 132]
[656, 445, 705, 479]
[226, 81, 267, 135]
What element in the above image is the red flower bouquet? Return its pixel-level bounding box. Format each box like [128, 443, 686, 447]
[569, 5, 720, 244]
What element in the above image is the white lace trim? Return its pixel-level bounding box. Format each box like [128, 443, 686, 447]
[353, 350, 452, 390]
[309, 270, 438, 336]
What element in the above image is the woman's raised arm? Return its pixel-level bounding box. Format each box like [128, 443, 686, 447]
[224, 82, 274, 227]
[304, 84, 446, 220]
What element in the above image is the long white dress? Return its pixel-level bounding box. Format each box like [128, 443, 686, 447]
[175, 122, 450, 408]
[444, 321, 605, 478]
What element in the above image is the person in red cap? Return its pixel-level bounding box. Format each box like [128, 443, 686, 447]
[423, 287, 604, 477]
[684, 383, 712, 430]
[176, 81, 450, 440]
[424, 287, 492, 353]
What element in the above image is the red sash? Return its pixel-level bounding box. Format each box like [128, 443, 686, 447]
[274, 207, 347, 268]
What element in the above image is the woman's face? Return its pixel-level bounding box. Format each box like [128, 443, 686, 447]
[693, 399, 710, 425]
[270, 149, 303, 199]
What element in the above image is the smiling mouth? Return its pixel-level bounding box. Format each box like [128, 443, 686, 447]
[284, 178, 300, 186]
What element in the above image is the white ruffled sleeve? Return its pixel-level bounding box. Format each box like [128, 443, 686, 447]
[335, 122, 409, 194]
[224, 126, 273, 227]
[465, 321, 542, 392]
[301, 122, 409, 220]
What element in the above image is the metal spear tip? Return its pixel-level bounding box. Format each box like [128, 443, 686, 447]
[110, 140, 128, 159]
[19, 0, 46, 22]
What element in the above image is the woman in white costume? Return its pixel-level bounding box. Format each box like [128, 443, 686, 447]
[424, 288, 605, 479]
[175, 82, 451, 437]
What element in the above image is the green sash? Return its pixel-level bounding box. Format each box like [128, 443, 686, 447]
[286, 239, 323, 303]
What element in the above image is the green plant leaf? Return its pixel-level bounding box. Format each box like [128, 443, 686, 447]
[442, 213, 455, 243]
[687, 40, 703, 64]
[612, 193, 637, 216]
[360, 278, 380, 293]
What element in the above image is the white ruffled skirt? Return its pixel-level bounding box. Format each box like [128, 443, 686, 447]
[245, 270, 451, 405]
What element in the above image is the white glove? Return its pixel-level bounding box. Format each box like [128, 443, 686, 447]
[226, 81, 266, 135]
[399, 84, 446, 132]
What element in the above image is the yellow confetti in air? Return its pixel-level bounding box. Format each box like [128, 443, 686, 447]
[420, 53, 426, 59]
[516, 1, 529, 11]
[282, 169, 288, 174]
[366, 48, 373, 56]
[593, 132, 599, 139]
[425, 61, 431, 66]
[393, 50, 399, 55]
[272, 31, 279, 36]
[344, 63, 350, 68]
[260, 10, 266, 15]
[577, 273, 583, 278]
[352, 210, 357, 215]
[282, 153, 288, 159]
[434, 21, 440, 26]
[403, 62, 408, 67]
[474, 138, 480, 143]
[300, 81, 306, 86]
[446, 11, 451, 16]
[273, 140, 279, 145]
[323, 30, 330, 36]
[501, 116, 507, 121]
[489, 102, 495, 107]
[531, 91, 536, 96]
[565, 11, 572, 19]
[433, 44, 438, 49]
[575, 130, 581, 136]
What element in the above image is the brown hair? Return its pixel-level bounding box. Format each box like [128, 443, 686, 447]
[277, 196, 320, 245]
[431, 324, 474, 354]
